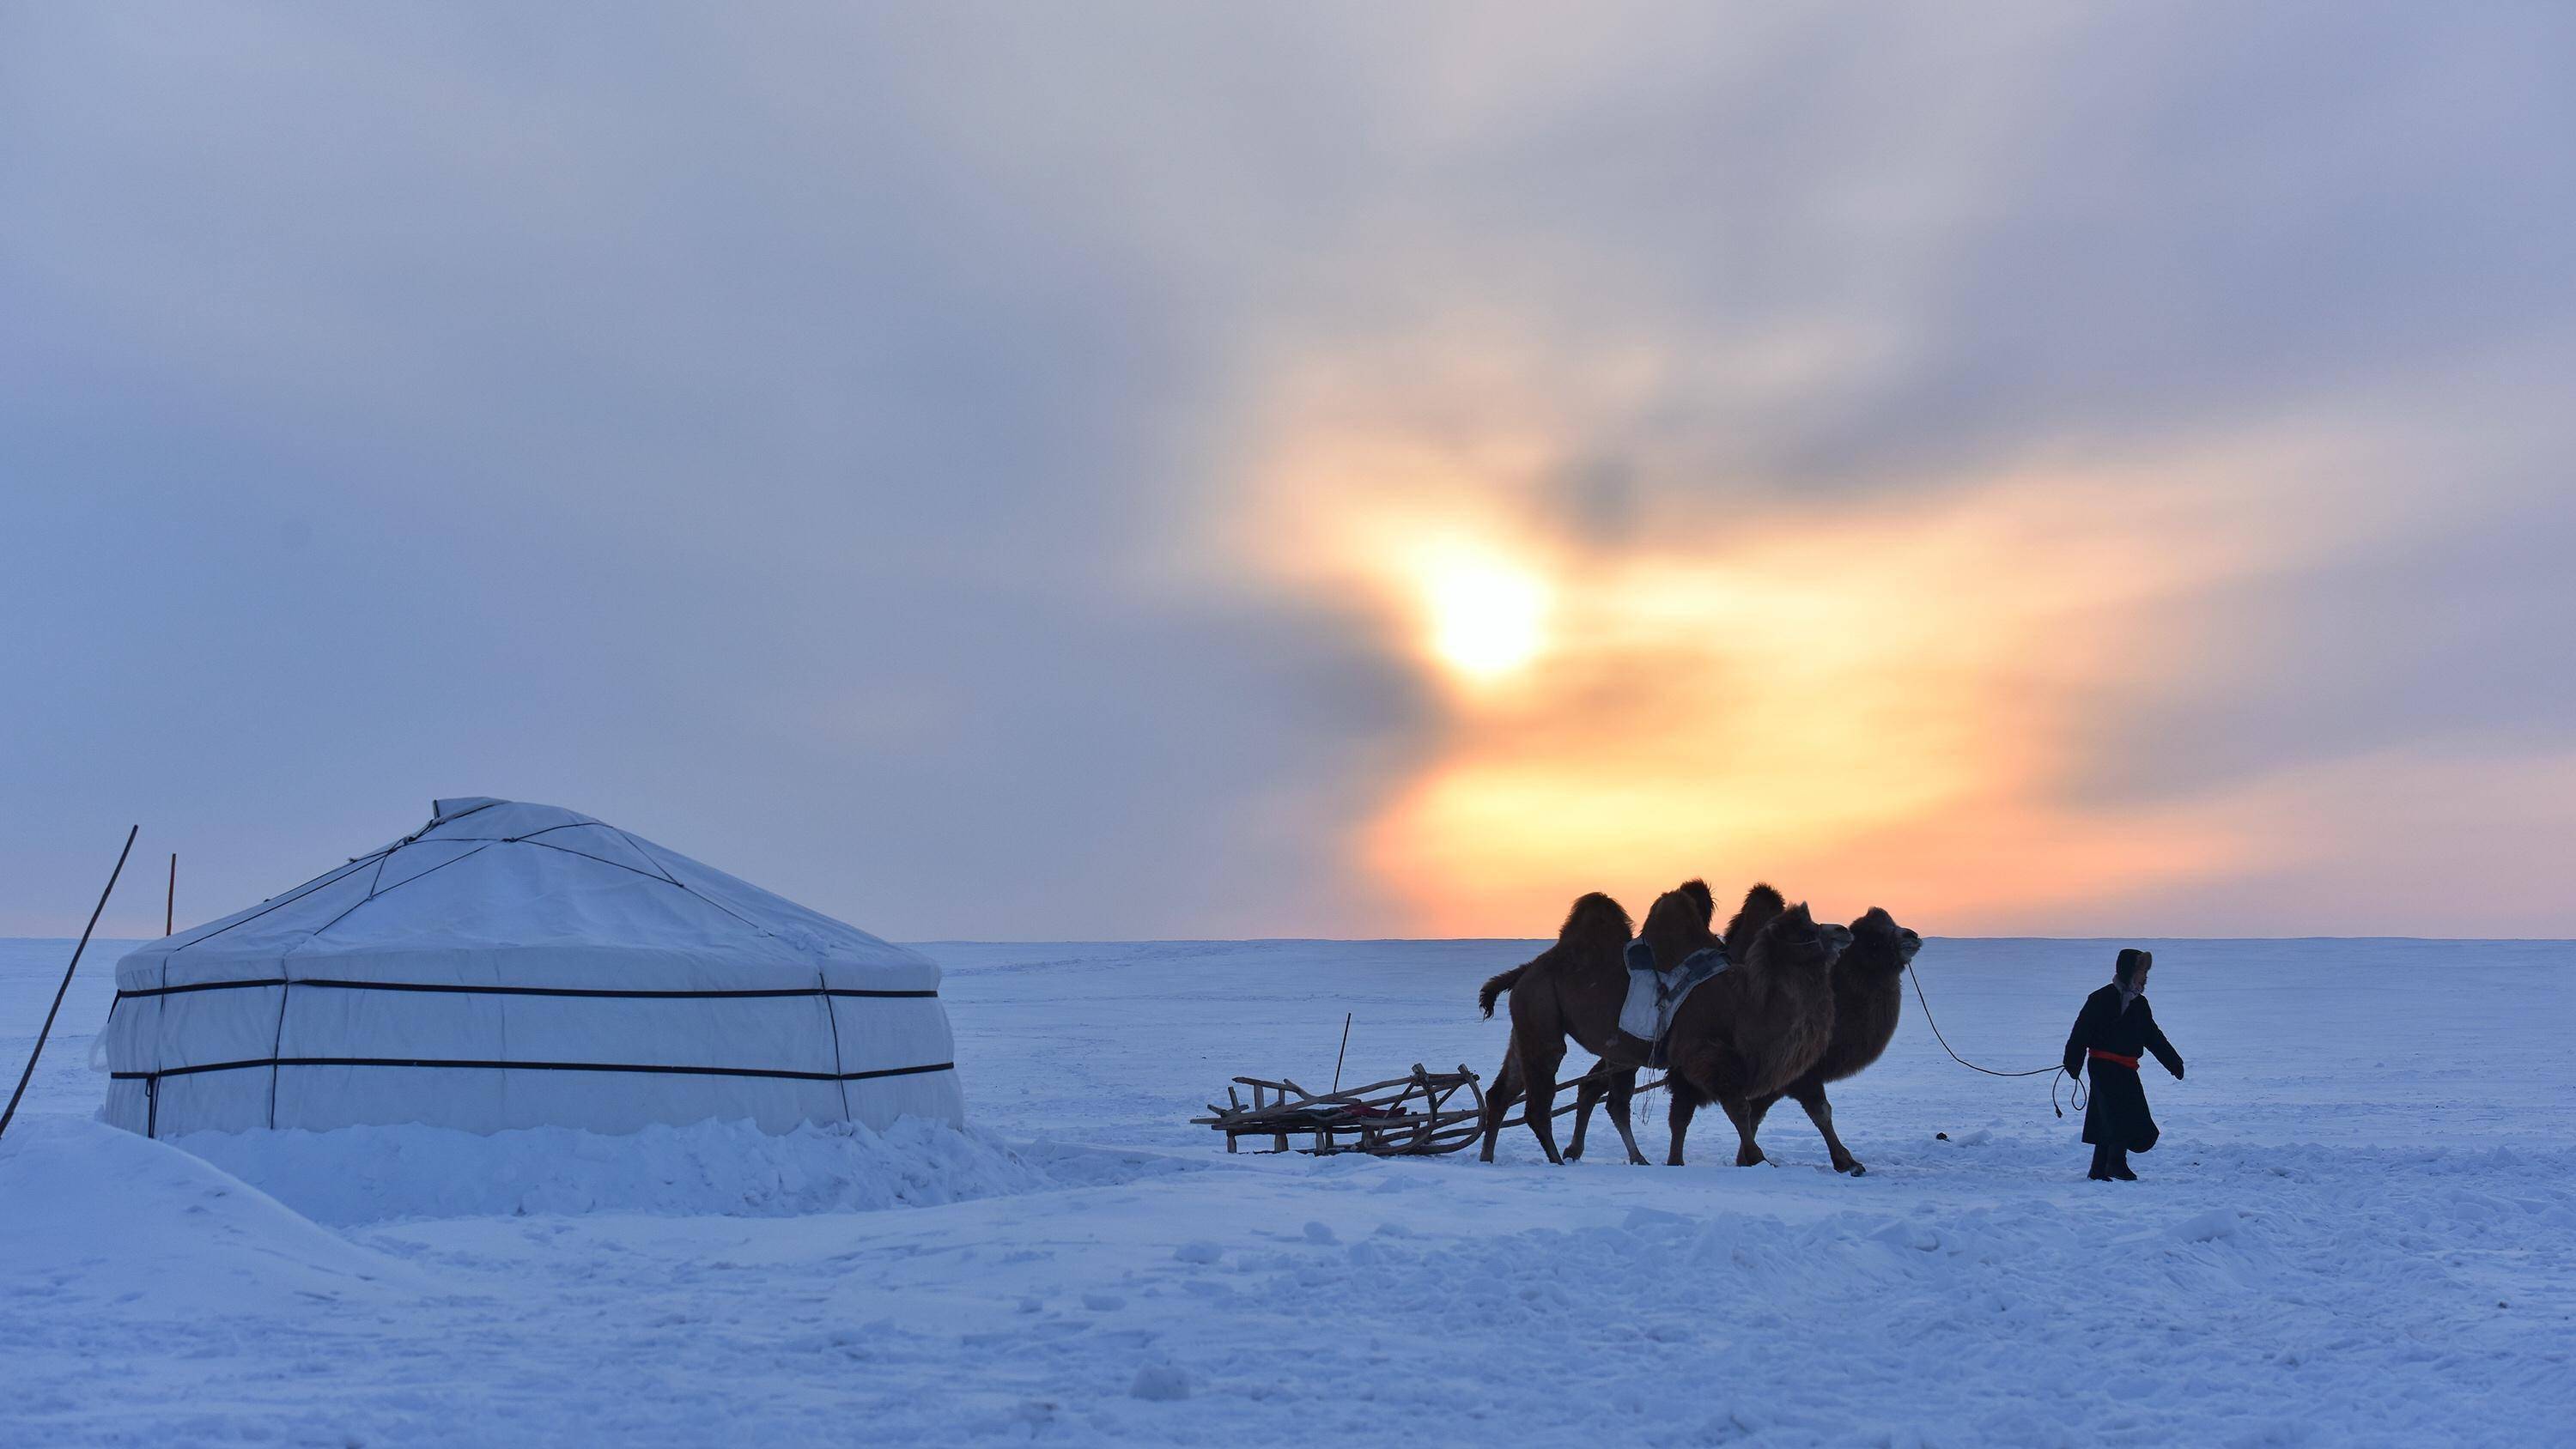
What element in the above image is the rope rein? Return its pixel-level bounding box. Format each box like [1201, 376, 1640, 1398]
[1903, 961, 2085, 1118]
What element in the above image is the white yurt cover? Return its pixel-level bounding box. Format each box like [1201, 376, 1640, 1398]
[99, 798, 963, 1138]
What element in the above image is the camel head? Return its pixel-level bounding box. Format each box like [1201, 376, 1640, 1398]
[1752, 901, 1850, 977]
[1843, 906, 1923, 974]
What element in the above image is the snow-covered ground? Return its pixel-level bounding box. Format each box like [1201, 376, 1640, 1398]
[4, 935, 2571, 1446]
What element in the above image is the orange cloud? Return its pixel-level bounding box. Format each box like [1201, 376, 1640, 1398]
[1230, 367, 2380, 935]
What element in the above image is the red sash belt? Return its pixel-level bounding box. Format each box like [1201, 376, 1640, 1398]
[2088, 1049, 2140, 1069]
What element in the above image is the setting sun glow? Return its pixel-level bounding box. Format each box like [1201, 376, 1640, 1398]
[1239, 405, 2358, 935]
[1422, 552, 1548, 681]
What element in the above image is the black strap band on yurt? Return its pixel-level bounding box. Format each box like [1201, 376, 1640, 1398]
[109, 980, 950, 1136]
[112, 1057, 956, 1083]
[112, 979, 940, 1000]
[112, 1056, 956, 1135]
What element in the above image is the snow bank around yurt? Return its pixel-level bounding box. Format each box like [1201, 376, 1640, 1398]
[170, 1116, 1115, 1227]
[11, 1102, 1180, 1240]
[0, 1116, 428, 1315]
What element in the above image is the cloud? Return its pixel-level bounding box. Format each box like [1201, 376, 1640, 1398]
[3, 4, 2572, 936]
[1230, 381, 2385, 930]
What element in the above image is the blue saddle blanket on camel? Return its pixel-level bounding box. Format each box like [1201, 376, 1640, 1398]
[1617, 939, 1730, 1068]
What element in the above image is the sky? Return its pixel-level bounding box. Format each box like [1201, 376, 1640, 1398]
[6, 3, 2574, 941]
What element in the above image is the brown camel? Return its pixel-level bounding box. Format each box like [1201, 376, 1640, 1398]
[1564, 876, 1713, 1161]
[1659, 888, 1849, 1167]
[1473, 884, 1712, 1166]
[1561, 879, 1783, 1158]
[1735, 906, 1922, 1173]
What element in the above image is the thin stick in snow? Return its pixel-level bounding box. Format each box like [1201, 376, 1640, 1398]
[0, 824, 140, 1142]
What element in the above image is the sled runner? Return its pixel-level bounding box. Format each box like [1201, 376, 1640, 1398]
[1194, 1064, 1487, 1155]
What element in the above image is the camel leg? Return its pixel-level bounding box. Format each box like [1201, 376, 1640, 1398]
[1606, 1068, 1649, 1166]
[1520, 1036, 1569, 1165]
[1789, 1082, 1862, 1174]
[1566, 1070, 1607, 1161]
[1666, 1083, 1702, 1166]
[1722, 1094, 1767, 1167]
[1741, 1091, 1781, 1166]
[1478, 1042, 1525, 1163]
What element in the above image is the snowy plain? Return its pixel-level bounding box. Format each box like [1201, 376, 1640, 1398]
[3, 933, 2572, 1446]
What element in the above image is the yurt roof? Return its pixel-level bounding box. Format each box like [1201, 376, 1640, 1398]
[116, 798, 934, 991]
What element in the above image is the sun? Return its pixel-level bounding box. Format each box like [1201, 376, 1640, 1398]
[1423, 550, 1548, 681]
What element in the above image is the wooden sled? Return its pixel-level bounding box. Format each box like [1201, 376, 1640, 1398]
[1194, 1059, 1674, 1158]
[1194, 1064, 1486, 1156]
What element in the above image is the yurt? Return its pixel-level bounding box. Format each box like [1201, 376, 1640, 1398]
[99, 798, 964, 1138]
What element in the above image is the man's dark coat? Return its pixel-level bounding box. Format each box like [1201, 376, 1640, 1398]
[2063, 985, 2184, 1152]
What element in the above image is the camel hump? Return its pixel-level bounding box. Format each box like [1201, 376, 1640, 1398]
[1677, 878, 1715, 926]
[1722, 882, 1787, 956]
[1642, 887, 1704, 938]
[1558, 890, 1632, 947]
[1637, 885, 1722, 977]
